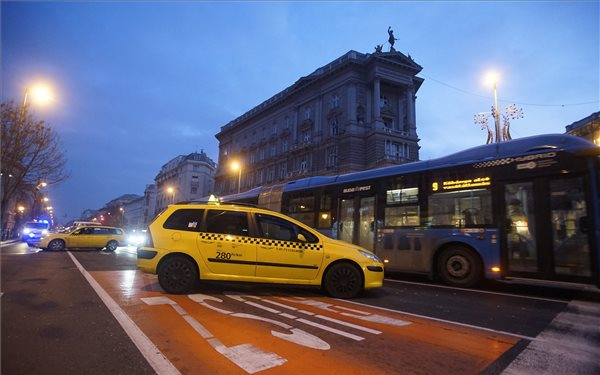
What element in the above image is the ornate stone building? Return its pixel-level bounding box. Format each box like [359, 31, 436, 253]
[566, 111, 600, 146]
[215, 49, 424, 195]
[154, 151, 216, 213]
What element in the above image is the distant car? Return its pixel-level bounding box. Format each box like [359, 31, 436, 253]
[127, 229, 147, 247]
[137, 203, 384, 298]
[36, 225, 126, 252]
[21, 221, 50, 245]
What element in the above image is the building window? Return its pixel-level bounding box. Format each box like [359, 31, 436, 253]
[380, 95, 389, 108]
[304, 107, 312, 120]
[284, 116, 290, 129]
[383, 117, 394, 131]
[330, 94, 340, 109]
[385, 140, 403, 159]
[300, 156, 308, 171]
[279, 163, 287, 179]
[282, 140, 288, 152]
[302, 130, 311, 143]
[192, 164, 200, 171]
[331, 116, 339, 136]
[271, 144, 277, 158]
[326, 146, 338, 167]
[259, 148, 265, 161]
[191, 187, 198, 194]
[267, 167, 275, 182]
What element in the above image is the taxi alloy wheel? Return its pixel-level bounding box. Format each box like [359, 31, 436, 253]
[105, 240, 118, 252]
[48, 239, 65, 251]
[158, 256, 198, 294]
[323, 262, 362, 299]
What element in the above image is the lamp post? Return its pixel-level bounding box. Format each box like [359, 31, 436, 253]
[475, 71, 523, 144]
[484, 72, 501, 143]
[167, 187, 175, 204]
[231, 161, 242, 194]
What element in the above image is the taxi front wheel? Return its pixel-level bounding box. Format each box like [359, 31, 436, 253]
[48, 239, 65, 251]
[158, 256, 198, 294]
[323, 262, 363, 299]
[105, 240, 119, 252]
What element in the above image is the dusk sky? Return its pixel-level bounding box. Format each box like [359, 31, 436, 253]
[2, 1, 598, 223]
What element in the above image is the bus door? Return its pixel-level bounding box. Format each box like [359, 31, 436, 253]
[338, 196, 376, 251]
[501, 177, 593, 282]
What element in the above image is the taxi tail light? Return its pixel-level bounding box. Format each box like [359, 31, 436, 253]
[145, 227, 154, 248]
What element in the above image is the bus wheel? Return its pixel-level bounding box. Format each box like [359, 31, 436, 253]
[158, 256, 198, 294]
[437, 246, 482, 288]
[323, 262, 363, 299]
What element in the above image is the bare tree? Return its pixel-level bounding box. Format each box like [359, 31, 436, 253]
[1, 100, 69, 237]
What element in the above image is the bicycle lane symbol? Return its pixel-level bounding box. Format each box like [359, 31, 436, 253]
[142, 294, 412, 374]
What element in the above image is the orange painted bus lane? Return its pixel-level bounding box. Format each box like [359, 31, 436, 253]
[91, 270, 519, 375]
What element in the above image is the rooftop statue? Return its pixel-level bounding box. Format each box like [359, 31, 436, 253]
[388, 26, 397, 51]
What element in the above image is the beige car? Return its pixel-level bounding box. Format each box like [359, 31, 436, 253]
[37, 225, 126, 252]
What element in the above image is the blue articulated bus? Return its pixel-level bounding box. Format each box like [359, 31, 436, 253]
[218, 134, 600, 288]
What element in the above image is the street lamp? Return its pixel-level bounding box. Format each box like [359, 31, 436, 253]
[231, 161, 242, 194]
[484, 72, 501, 143]
[167, 187, 175, 204]
[22, 83, 55, 110]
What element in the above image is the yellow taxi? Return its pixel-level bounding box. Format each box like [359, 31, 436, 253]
[37, 225, 126, 252]
[137, 203, 384, 298]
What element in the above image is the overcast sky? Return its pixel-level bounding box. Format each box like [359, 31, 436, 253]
[2, 1, 598, 223]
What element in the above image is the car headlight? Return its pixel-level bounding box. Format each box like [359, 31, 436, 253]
[23, 228, 31, 234]
[357, 249, 382, 263]
[42, 230, 49, 235]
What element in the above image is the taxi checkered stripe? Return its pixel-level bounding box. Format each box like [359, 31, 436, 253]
[199, 233, 323, 251]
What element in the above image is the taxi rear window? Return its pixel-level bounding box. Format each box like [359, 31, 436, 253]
[163, 209, 204, 232]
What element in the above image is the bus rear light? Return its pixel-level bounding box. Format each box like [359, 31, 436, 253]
[491, 266, 501, 273]
[383, 259, 390, 264]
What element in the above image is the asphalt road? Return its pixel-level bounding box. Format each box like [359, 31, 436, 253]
[2, 240, 599, 375]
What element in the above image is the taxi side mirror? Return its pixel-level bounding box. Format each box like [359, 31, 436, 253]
[297, 234, 307, 243]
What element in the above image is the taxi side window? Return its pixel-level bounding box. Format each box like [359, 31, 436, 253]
[163, 209, 204, 232]
[256, 214, 295, 241]
[256, 213, 319, 243]
[205, 210, 249, 237]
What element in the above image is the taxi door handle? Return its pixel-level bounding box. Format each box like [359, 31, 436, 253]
[200, 240, 214, 244]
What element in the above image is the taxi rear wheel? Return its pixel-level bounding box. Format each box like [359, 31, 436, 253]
[105, 240, 118, 252]
[323, 262, 363, 299]
[48, 239, 65, 251]
[158, 256, 198, 294]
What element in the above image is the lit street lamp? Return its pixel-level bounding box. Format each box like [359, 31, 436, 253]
[484, 72, 501, 143]
[167, 187, 175, 204]
[231, 161, 242, 194]
[474, 71, 523, 144]
[22, 83, 54, 112]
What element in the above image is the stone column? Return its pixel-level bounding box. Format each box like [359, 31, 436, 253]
[373, 78, 381, 120]
[406, 88, 416, 136]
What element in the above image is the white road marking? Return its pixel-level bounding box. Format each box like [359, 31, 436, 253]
[341, 298, 539, 341]
[188, 294, 330, 350]
[384, 278, 569, 303]
[296, 318, 365, 341]
[66, 252, 181, 375]
[501, 300, 600, 375]
[142, 296, 287, 373]
[279, 297, 412, 328]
